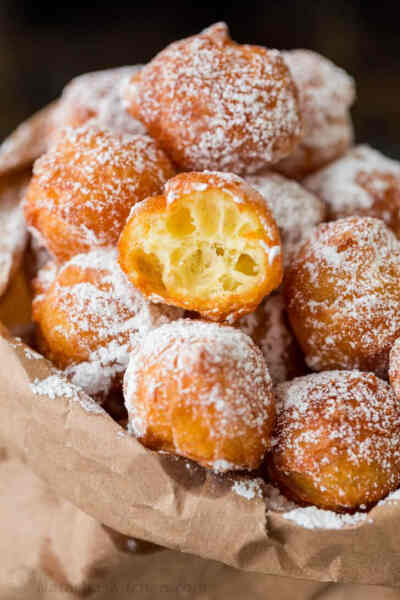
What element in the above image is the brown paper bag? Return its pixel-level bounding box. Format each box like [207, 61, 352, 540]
[2, 105, 400, 591]
[1, 442, 399, 600]
[0, 104, 55, 177]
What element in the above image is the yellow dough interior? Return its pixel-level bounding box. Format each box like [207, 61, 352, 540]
[131, 191, 268, 302]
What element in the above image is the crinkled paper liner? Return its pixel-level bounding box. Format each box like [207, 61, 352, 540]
[1, 102, 400, 589]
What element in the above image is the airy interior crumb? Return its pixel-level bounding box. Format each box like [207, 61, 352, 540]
[129, 191, 267, 300]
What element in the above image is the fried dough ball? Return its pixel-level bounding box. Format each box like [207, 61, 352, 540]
[32, 248, 182, 398]
[276, 50, 355, 179]
[245, 171, 326, 265]
[304, 145, 400, 237]
[285, 216, 400, 377]
[236, 294, 306, 384]
[124, 22, 302, 174]
[124, 319, 275, 472]
[267, 370, 400, 512]
[50, 66, 146, 143]
[24, 125, 175, 263]
[118, 171, 283, 322]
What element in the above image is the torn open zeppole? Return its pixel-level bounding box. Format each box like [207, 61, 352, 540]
[118, 171, 283, 322]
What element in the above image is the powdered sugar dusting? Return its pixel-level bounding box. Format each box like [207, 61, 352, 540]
[237, 294, 305, 384]
[31, 374, 104, 414]
[232, 478, 263, 500]
[124, 319, 274, 471]
[282, 506, 369, 530]
[128, 22, 301, 173]
[277, 49, 355, 178]
[246, 171, 325, 264]
[304, 145, 400, 232]
[272, 370, 400, 508]
[33, 248, 182, 397]
[51, 66, 146, 141]
[28, 124, 174, 252]
[286, 216, 400, 375]
[0, 175, 29, 295]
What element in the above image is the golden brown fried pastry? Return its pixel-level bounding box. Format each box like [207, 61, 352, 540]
[236, 293, 306, 383]
[245, 171, 326, 265]
[284, 216, 400, 377]
[24, 125, 175, 263]
[304, 145, 400, 236]
[276, 49, 355, 179]
[267, 370, 400, 512]
[124, 319, 275, 472]
[33, 248, 182, 399]
[118, 171, 283, 322]
[124, 22, 302, 174]
[50, 66, 146, 142]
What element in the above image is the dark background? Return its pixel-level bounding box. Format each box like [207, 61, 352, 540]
[1, 1, 399, 158]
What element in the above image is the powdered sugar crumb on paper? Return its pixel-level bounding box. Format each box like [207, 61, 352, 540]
[30, 374, 104, 414]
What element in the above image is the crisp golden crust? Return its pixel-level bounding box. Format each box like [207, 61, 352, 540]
[236, 293, 306, 384]
[24, 125, 175, 263]
[118, 171, 283, 322]
[33, 249, 182, 399]
[124, 319, 276, 472]
[50, 66, 146, 143]
[304, 145, 400, 237]
[276, 49, 355, 179]
[124, 23, 302, 174]
[284, 216, 400, 377]
[267, 370, 400, 512]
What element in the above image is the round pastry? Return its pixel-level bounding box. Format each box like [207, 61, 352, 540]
[267, 370, 400, 512]
[118, 171, 283, 322]
[124, 319, 275, 472]
[24, 125, 175, 263]
[50, 66, 146, 143]
[304, 145, 400, 237]
[276, 49, 355, 179]
[284, 216, 400, 377]
[33, 248, 182, 398]
[123, 22, 302, 174]
[245, 171, 326, 265]
[236, 293, 306, 383]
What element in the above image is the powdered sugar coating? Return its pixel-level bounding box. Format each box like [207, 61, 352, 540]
[282, 506, 369, 530]
[245, 171, 325, 264]
[304, 145, 400, 235]
[285, 216, 400, 377]
[32, 260, 58, 300]
[33, 248, 182, 398]
[31, 374, 104, 414]
[277, 49, 355, 179]
[269, 370, 400, 511]
[124, 319, 275, 472]
[50, 66, 146, 143]
[0, 174, 28, 296]
[24, 124, 175, 263]
[232, 478, 263, 500]
[125, 22, 302, 174]
[236, 293, 306, 383]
